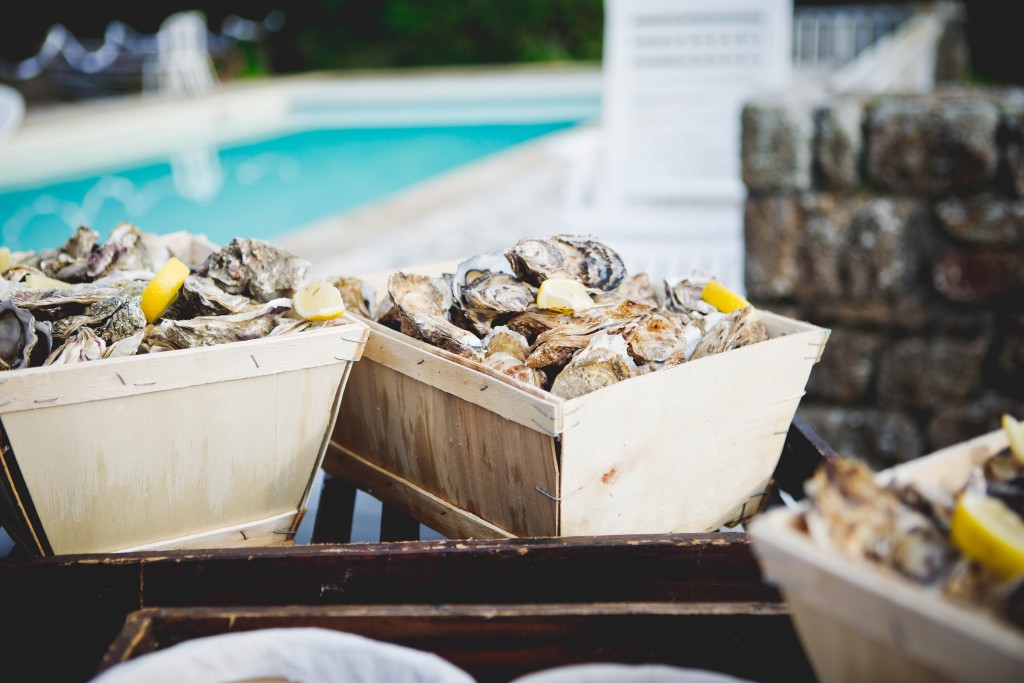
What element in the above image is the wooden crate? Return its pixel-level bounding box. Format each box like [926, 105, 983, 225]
[326, 290, 829, 538]
[749, 429, 1024, 683]
[0, 319, 368, 556]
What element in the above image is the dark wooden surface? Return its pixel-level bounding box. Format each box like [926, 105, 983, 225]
[0, 416, 834, 682]
[100, 603, 814, 682]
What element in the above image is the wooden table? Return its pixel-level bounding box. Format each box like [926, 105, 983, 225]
[0, 416, 834, 683]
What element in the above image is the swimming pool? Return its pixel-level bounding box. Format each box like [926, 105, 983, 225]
[0, 121, 576, 252]
[0, 68, 602, 254]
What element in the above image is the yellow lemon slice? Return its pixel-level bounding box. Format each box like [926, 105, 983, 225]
[141, 257, 190, 323]
[536, 278, 594, 314]
[293, 279, 346, 321]
[0, 247, 10, 273]
[701, 279, 751, 313]
[951, 492, 1024, 578]
[1003, 414, 1024, 466]
[25, 273, 73, 290]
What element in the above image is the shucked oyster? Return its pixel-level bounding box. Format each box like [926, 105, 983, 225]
[506, 235, 626, 291]
[628, 313, 686, 365]
[664, 275, 717, 317]
[388, 272, 483, 359]
[196, 238, 310, 303]
[168, 275, 256, 319]
[38, 226, 99, 282]
[550, 332, 637, 400]
[483, 326, 530, 362]
[482, 352, 546, 389]
[0, 300, 52, 370]
[527, 299, 653, 368]
[462, 272, 534, 314]
[87, 223, 161, 279]
[45, 327, 105, 366]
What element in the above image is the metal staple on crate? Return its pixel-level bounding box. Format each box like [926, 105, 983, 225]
[34, 397, 59, 403]
[534, 485, 582, 502]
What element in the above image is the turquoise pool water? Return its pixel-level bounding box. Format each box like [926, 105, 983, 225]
[0, 122, 576, 252]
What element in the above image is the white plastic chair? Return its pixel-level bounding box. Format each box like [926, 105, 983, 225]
[563, 0, 793, 291]
[143, 11, 217, 96]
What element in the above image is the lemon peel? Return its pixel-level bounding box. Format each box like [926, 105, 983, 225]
[536, 278, 594, 314]
[1003, 414, 1024, 466]
[293, 279, 346, 321]
[701, 279, 751, 314]
[141, 257, 190, 323]
[951, 492, 1024, 579]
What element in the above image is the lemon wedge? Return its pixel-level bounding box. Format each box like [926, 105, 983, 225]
[141, 257, 190, 323]
[1003, 414, 1024, 466]
[951, 492, 1024, 578]
[536, 278, 595, 314]
[701, 279, 751, 313]
[293, 279, 346, 321]
[0, 247, 10, 273]
[25, 273, 74, 290]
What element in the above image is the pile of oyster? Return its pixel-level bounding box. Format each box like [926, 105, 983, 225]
[364, 235, 768, 399]
[0, 224, 345, 372]
[803, 451, 1024, 628]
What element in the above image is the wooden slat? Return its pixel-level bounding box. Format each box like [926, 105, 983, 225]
[0, 321, 367, 415]
[332, 358, 559, 536]
[97, 604, 814, 683]
[558, 325, 829, 536]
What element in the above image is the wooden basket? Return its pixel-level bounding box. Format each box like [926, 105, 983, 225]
[749, 429, 1024, 683]
[326, 265, 829, 539]
[0, 319, 368, 556]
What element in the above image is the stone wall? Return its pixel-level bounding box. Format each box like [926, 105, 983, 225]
[742, 88, 1024, 469]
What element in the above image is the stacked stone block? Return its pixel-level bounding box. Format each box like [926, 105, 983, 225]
[742, 89, 1024, 469]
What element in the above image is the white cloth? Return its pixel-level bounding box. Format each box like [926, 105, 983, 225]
[92, 628, 475, 683]
[511, 664, 754, 683]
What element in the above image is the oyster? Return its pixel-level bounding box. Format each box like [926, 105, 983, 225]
[158, 299, 292, 348]
[504, 306, 572, 343]
[169, 275, 256, 318]
[332, 277, 375, 319]
[600, 273, 660, 307]
[805, 458, 953, 582]
[689, 307, 767, 361]
[38, 226, 98, 282]
[159, 230, 218, 267]
[550, 333, 637, 400]
[388, 272, 483, 359]
[11, 283, 128, 315]
[87, 223, 159, 279]
[483, 352, 546, 389]
[526, 299, 653, 368]
[665, 275, 717, 317]
[196, 238, 310, 302]
[451, 252, 516, 301]
[628, 313, 685, 365]
[95, 296, 146, 343]
[375, 295, 400, 330]
[483, 326, 530, 363]
[0, 300, 51, 370]
[506, 235, 626, 291]
[45, 327, 106, 366]
[52, 296, 134, 340]
[104, 330, 145, 358]
[462, 272, 534, 314]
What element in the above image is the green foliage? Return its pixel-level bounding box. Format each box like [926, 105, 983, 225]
[265, 0, 603, 73]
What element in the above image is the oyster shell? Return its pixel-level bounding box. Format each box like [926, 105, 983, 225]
[169, 275, 257, 319]
[0, 300, 51, 370]
[504, 306, 572, 343]
[628, 313, 685, 365]
[526, 299, 653, 368]
[689, 307, 767, 361]
[601, 273, 660, 307]
[332, 277, 375, 319]
[159, 230, 218, 267]
[665, 274, 717, 316]
[388, 272, 483, 359]
[158, 299, 292, 348]
[104, 330, 145, 358]
[39, 226, 98, 282]
[196, 238, 310, 303]
[45, 327, 106, 366]
[87, 223, 159, 279]
[96, 296, 147, 343]
[550, 333, 637, 400]
[462, 272, 534, 314]
[52, 296, 131, 340]
[452, 252, 516, 301]
[804, 458, 953, 582]
[483, 352, 546, 389]
[483, 326, 530, 362]
[506, 235, 626, 291]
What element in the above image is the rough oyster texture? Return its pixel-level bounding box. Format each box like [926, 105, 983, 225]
[527, 299, 653, 368]
[628, 313, 685, 365]
[39, 226, 99, 282]
[197, 238, 310, 302]
[157, 299, 292, 348]
[389, 272, 483, 359]
[483, 326, 530, 363]
[665, 276, 717, 316]
[804, 458, 953, 582]
[86, 223, 158, 279]
[0, 300, 47, 370]
[332, 277, 375, 319]
[550, 333, 637, 399]
[483, 352, 546, 388]
[170, 275, 257, 318]
[609, 273, 660, 306]
[46, 327, 106, 366]
[689, 307, 768, 361]
[506, 235, 626, 291]
[462, 272, 534, 313]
